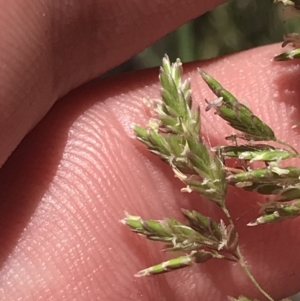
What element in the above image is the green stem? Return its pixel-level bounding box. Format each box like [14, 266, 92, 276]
[276, 139, 299, 155]
[222, 207, 274, 301]
[236, 246, 274, 301]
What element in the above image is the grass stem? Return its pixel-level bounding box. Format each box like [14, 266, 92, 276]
[222, 207, 274, 301]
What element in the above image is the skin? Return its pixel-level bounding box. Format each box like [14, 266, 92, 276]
[1, 1, 300, 300]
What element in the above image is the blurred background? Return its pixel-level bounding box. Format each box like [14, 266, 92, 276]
[106, 0, 300, 76]
[110, 0, 300, 299]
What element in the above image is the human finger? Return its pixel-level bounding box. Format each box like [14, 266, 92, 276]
[0, 0, 225, 167]
[1, 43, 299, 300]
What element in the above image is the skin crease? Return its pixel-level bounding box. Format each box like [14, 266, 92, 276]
[1, 1, 300, 301]
[0, 0, 225, 167]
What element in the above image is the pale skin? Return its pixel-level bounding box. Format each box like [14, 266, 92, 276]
[1, 1, 300, 300]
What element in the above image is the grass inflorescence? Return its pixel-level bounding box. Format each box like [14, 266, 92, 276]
[121, 1, 300, 300]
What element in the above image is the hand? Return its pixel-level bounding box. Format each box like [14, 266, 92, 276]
[1, 1, 300, 300]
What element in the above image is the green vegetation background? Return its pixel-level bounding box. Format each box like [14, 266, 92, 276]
[109, 0, 300, 74]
